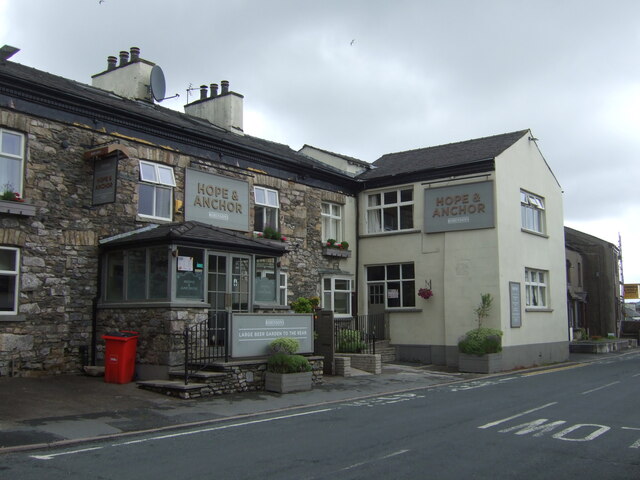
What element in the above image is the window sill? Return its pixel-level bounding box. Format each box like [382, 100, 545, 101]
[386, 308, 422, 313]
[0, 200, 36, 217]
[361, 229, 421, 238]
[0, 313, 25, 322]
[521, 228, 548, 238]
[322, 247, 352, 258]
[525, 307, 553, 313]
[136, 214, 173, 223]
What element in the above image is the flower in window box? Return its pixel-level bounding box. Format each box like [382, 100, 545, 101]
[1, 190, 24, 202]
[418, 288, 433, 300]
[326, 238, 337, 247]
[338, 241, 349, 250]
[281, 236, 287, 242]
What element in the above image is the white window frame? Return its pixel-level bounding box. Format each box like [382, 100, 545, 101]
[0, 128, 25, 195]
[525, 268, 548, 309]
[279, 271, 288, 306]
[0, 247, 19, 315]
[322, 276, 352, 317]
[254, 186, 280, 232]
[521, 190, 545, 234]
[321, 201, 343, 242]
[138, 160, 175, 220]
[366, 187, 414, 234]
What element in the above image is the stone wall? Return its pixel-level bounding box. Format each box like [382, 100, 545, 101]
[0, 109, 352, 377]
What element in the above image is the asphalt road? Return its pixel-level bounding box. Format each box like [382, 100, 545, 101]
[4, 352, 640, 479]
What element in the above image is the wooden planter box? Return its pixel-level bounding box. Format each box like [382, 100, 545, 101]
[0, 200, 36, 216]
[264, 371, 313, 393]
[322, 247, 351, 258]
[458, 353, 503, 374]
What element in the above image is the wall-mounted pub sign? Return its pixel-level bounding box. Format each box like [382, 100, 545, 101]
[424, 181, 495, 233]
[92, 156, 118, 205]
[185, 168, 249, 231]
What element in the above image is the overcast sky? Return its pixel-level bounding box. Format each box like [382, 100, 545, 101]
[2, 0, 639, 284]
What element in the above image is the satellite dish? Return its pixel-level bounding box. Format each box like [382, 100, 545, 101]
[150, 65, 166, 102]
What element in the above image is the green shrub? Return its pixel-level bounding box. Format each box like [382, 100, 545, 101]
[262, 227, 281, 240]
[336, 329, 366, 353]
[291, 297, 314, 313]
[269, 337, 299, 355]
[266, 353, 312, 373]
[339, 241, 349, 250]
[458, 327, 503, 356]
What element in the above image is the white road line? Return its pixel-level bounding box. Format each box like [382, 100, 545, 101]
[381, 449, 410, 459]
[113, 408, 333, 446]
[478, 402, 558, 429]
[581, 381, 621, 395]
[622, 427, 640, 448]
[31, 446, 103, 461]
[633, 373, 640, 377]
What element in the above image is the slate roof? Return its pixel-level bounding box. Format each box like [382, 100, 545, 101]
[0, 59, 352, 180]
[358, 130, 530, 181]
[100, 221, 288, 255]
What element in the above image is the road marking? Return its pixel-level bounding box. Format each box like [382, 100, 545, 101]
[581, 381, 620, 395]
[31, 446, 103, 461]
[622, 427, 640, 448]
[113, 408, 332, 446]
[633, 373, 640, 377]
[478, 402, 558, 429]
[339, 449, 410, 472]
[521, 364, 587, 376]
[552, 424, 610, 442]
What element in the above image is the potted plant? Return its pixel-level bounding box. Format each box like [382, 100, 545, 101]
[264, 337, 313, 393]
[458, 294, 504, 373]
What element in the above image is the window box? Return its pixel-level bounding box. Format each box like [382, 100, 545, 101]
[322, 246, 351, 258]
[0, 199, 36, 216]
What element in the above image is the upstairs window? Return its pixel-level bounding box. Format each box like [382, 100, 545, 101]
[0, 129, 25, 195]
[367, 187, 414, 234]
[138, 160, 175, 220]
[521, 190, 545, 234]
[254, 186, 279, 232]
[322, 202, 342, 242]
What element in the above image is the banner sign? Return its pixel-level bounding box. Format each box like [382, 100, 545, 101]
[231, 313, 313, 358]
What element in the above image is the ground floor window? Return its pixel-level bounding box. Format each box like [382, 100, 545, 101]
[525, 268, 548, 308]
[366, 263, 415, 308]
[105, 246, 170, 302]
[0, 247, 19, 314]
[322, 277, 352, 316]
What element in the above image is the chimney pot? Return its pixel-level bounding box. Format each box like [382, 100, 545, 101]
[130, 47, 140, 62]
[119, 50, 129, 67]
[210, 83, 218, 98]
[221, 80, 229, 95]
[199, 85, 208, 100]
[107, 56, 117, 71]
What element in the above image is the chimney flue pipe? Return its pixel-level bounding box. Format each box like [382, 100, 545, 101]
[129, 47, 140, 62]
[119, 51, 129, 67]
[210, 83, 218, 98]
[199, 85, 208, 100]
[107, 56, 117, 71]
[221, 80, 229, 95]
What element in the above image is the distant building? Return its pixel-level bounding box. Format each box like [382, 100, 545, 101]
[564, 227, 623, 337]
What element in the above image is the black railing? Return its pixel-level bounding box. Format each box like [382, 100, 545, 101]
[335, 313, 387, 340]
[335, 323, 376, 355]
[183, 312, 228, 385]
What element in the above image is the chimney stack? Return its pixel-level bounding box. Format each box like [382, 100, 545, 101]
[92, 47, 156, 102]
[184, 79, 244, 134]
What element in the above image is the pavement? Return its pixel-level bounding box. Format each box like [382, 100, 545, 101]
[0, 350, 633, 454]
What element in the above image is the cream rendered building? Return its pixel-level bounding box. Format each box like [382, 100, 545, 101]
[357, 130, 569, 369]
